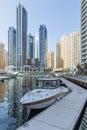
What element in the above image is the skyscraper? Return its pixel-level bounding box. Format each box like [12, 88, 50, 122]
[56, 42, 61, 68]
[81, 0, 87, 65]
[16, 3, 27, 70]
[0, 42, 8, 70]
[60, 35, 69, 69]
[35, 33, 39, 59]
[39, 25, 48, 70]
[8, 27, 16, 66]
[28, 33, 34, 59]
[57, 32, 80, 70]
[69, 32, 80, 67]
[47, 51, 54, 69]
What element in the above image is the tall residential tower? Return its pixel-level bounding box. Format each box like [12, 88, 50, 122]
[16, 3, 27, 70]
[35, 33, 39, 59]
[57, 32, 80, 70]
[81, 0, 87, 65]
[0, 42, 8, 70]
[8, 27, 16, 66]
[56, 42, 61, 68]
[47, 51, 54, 70]
[39, 25, 48, 70]
[28, 33, 34, 59]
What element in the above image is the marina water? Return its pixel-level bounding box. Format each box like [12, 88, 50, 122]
[0, 74, 87, 130]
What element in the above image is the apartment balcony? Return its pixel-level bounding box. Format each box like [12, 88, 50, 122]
[81, 0, 86, 5]
[81, 36, 87, 42]
[81, 41, 87, 47]
[81, 12, 87, 21]
[81, 51, 87, 55]
[81, 46, 87, 51]
[81, 7, 87, 16]
[81, 31, 87, 38]
[81, 56, 87, 60]
[81, 17, 87, 26]
[81, 23, 87, 31]
[81, 60, 86, 65]
[81, 26, 87, 33]
[81, 1, 87, 12]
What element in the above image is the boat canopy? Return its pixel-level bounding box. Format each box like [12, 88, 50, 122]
[36, 77, 60, 88]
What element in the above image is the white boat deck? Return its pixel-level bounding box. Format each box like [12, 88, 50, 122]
[17, 78, 87, 130]
[21, 87, 69, 104]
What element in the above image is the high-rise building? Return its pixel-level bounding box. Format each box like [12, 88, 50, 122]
[47, 51, 54, 69]
[69, 32, 80, 67]
[57, 32, 80, 70]
[35, 33, 39, 59]
[28, 33, 34, 59]
[81, 0, 87, 65]
[60, 35, 69, 69]
[16, 3, 27, 70]
[39, 25, 48, 69]
[8, 27, 16, 66]
[56, 42, 61, 68]
[0, 42, 8, 70]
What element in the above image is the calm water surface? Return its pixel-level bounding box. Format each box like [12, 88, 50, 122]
[0, 74, 44, 130]
[0, 74, 87, 130]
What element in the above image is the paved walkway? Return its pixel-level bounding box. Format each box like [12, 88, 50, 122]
[17, 78, 87, 130]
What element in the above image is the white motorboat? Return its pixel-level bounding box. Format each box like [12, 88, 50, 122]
[0, 75, 9, 80]
[20, 77, 70, 109]
[6, 71, 18, 78]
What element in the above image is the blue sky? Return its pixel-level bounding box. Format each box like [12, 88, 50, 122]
[0, 0, 80, 52]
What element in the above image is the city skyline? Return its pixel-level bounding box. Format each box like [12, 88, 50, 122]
[0, 0, 80, 52]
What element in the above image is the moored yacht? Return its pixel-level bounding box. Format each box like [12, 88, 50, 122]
[6, 71, 18, 78]
[20, 77, 70, 109]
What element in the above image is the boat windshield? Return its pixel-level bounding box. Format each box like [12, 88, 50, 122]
[37, 79, 59, 88]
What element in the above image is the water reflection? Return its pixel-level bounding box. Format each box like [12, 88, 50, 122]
[0, 74, 41, 130]
[1, 74, 86, 130]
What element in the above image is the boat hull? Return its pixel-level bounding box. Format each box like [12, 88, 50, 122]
[28, 99, 55, 109]
[21, 91, 69, 109]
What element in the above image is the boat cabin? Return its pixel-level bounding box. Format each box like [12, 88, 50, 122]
[36, 77, 60, 88]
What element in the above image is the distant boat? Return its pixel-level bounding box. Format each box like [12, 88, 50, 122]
[20, 77, 70, 109]
[0, 75, 9, 80]
[0, 71, 18, 80]
[6, 71, 18, 78]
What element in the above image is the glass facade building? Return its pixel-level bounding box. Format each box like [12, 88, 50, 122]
[8, 27, 16, 66]
[28, 33, 34, 59]
[16, 3, 27, 70]
[35, 33, 39, 59]
[39, 25, 48, 69]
